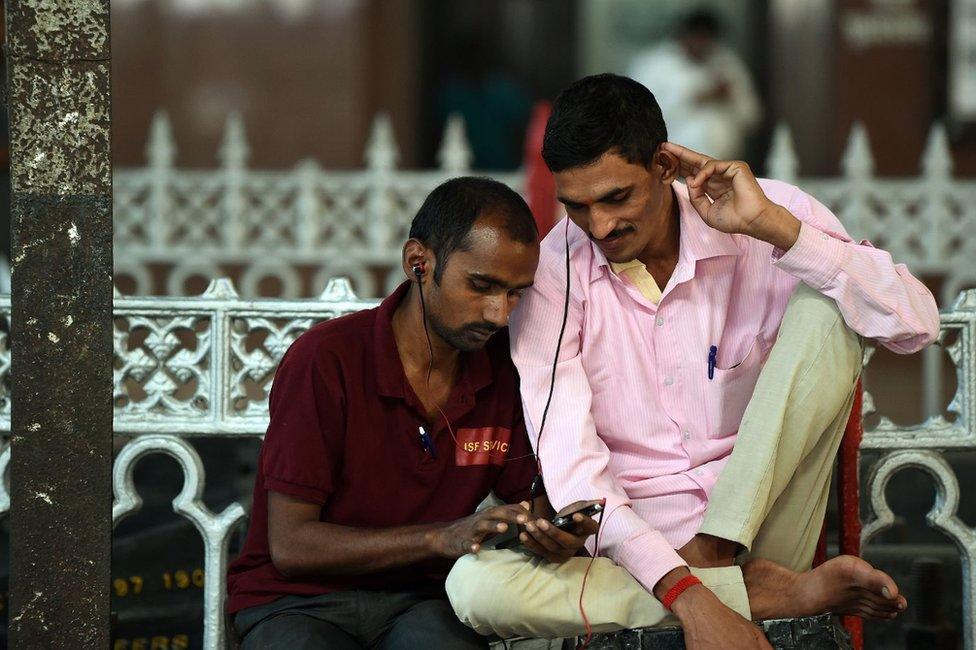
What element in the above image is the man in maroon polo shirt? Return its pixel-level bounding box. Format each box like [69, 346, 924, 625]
[227, 177, 601, 649]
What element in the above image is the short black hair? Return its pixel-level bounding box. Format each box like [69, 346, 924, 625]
[542, 73, 668, 173]
[409, 176, 537, 283]
[681, 9, 721, 37]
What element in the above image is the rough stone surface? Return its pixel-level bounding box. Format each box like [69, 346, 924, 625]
[5, 0, 110, 61]
[9, 199, 114, 646]
[8, 61, 111, 195]
[583, 615, 852, 649]
[7, 0, 113, 646]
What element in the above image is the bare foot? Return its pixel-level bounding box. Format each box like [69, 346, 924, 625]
[743, 555, 907, 621]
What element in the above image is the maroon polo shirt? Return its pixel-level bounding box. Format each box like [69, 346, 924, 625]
[227, 282, 539, 613]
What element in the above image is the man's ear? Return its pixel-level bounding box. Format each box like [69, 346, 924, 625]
[402, 239, 434, 282]
[654, 148, 680, 184]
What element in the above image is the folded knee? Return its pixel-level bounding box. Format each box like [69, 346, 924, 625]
[786, 284, 846, 330]
[446, 551, 525, 635]
[783, 285, 862, 373]
[445, 554, 479, 618]
[447, 554, 501, 621]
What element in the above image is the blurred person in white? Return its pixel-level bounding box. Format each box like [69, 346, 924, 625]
[627, 9, 761, 161]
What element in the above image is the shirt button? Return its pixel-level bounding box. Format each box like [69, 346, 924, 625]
[694, 469, 704, 477]
[683, 430, 691, 440]
[656, 316, 665, 327]
[664, 376, 674, 386]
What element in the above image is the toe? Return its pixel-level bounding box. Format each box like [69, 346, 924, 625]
[854, 599, 903, 620]
[846, 556, 900, 600]
[872, 568, 900, 600]
[855, 588, 903, 613]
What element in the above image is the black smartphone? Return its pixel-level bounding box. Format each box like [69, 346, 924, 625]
[482, 502, 604, 550]
[551, 502, 604, 531]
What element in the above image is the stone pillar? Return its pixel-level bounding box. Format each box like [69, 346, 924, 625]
[6, 1, 113, 646]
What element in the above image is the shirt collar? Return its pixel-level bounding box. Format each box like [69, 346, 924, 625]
[673, 182, 742, 264]
[590, 182, 741, 278]
[373, 281, 494, 399]
[609, 259, 647, 274]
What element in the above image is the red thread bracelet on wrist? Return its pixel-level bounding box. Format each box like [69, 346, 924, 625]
[662, 574, 703, 611]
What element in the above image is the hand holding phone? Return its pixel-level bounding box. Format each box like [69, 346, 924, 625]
[551, 501, 604, 531]
[514, 499, 604, 563]
[481, 500, 604, 555]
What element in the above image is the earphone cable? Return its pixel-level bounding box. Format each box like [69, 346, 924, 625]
[530, 218, 572, 506]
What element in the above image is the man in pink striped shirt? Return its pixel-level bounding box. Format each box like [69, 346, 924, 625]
[447, 74, 939, 646]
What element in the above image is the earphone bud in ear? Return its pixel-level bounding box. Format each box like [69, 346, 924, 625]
[412, 262, 426, 277]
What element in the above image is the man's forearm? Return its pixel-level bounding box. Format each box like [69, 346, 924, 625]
[746, 203, 801, 252]
[272, 520, 448, 578]
[653, 565, 692, 600]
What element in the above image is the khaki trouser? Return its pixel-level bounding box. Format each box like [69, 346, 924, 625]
[446, 284, 863, 639]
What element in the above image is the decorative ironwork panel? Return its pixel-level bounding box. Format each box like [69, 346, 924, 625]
[113, 172, 153, 250]
[0, 285, 970, 443]
[862, 450, 976, 649]
[114, 313, 213, 422]
[112, 435, 247, 650]
[862, 290, 975, 449]
[111, 278, 379, 435]
[166, 173, 229, 250]
[228, 315, 314, 419]
[239, 172, 301, 250]
[314, 176, 373, 254]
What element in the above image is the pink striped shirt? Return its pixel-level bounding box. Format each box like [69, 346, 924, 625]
[508, 179, 939, 597]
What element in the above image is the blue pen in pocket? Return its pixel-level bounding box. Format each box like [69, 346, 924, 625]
[707, 345, 717, 380]
[418, 426, 438, 458]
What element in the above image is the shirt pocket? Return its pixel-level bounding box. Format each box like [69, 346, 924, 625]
[704, 336, 764, 439]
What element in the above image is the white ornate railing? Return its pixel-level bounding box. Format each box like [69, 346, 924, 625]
[766, 122, 976, 305]
[0, 279, 973, 647]
[113, 112, 975, 419]
[114, 112, 975, 304]
[113, 111, 518, 299]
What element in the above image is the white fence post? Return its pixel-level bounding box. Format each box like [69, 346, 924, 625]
[437, 113, 473, 174]
[146, 110, 175, 251]
[295, 159, 321, 256]
[921, 123, 954, 419]
[921, 123, 953, 269]
[219, 112, 250, 253]
[364, 113, 398, 270]
[766, 122, 798, 184]
[840, 122, 875, 240]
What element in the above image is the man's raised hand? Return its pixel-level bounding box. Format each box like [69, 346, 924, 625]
[661, 142, 800, 251]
